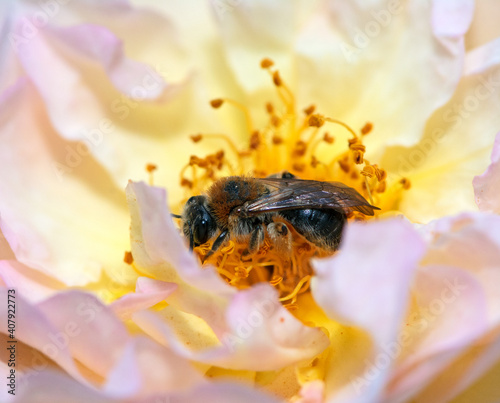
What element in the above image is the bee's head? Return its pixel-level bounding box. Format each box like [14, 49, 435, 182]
[181, 195, 217, 250]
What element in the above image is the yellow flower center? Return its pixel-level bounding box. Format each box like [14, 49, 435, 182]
[166, 59, 410, 308]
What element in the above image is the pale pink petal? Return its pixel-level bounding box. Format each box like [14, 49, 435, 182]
[134, 283, 329, 371]
[312, 219, 425, 403]
[385, 212, 500, 402]
[7, 0, 207, 197]
[15, 369, 280, 403]
[0, 288, 86, 384]
[0, 260, 64, 303]
[296, 380, 325, 403]
[50, 24, 166, 98]
[384, 265, 489, 402]
[413, 331, 500, 402]
[16, 370, 109, 403]
[163, 382, 283, 403]
[0, 79, 130, 286]
[432, 0, 474, 36]
[126, 180, 234, 334]
[103, 337, 204, 398]
[110, 277, 178, 320]
[474, 132, 500, 214]
[37, 290, 130, 377]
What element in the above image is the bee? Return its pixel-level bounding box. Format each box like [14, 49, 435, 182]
[176, 172, 379, 260]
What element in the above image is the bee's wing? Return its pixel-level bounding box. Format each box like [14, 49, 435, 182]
[246, 178, 380, 216]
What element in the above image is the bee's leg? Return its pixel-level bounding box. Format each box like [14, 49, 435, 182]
[202, 230, 229, 263]
[242, 225, 265, 257]
[267, 222, 292, 253]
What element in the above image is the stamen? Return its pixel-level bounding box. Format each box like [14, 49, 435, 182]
[279, 275, 311, 302]
[146, 163, 157, 186]
[178, 59, 395, 303]
[364, 176, 374, 205]
[210, 98, 254, 133]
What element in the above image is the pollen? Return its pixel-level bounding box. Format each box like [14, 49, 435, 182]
[176, 58, 410, 304]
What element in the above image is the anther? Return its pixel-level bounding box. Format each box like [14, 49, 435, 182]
[361, 165, 376, 178]
[180, 178, 193, 188]
[400, 178, 411, 190]
[377, 181, 387, 193]
[273, 71, 282, 87]
[271, 115, 281, 127]
[123, 251, 134, 265]
[303, 105, 316, 116]
[308, 114, 325, 128]
[190, 134, 203, 143]
[210, 99, 224, 108]
[293, 140, 307, 157]
[261, 58, 274, 69]
[292, 162, 305, 172]
[266, 102, 274, 114]
[361, 122, 373, 135]
[338, 158, 350, 173]
[250, 131, 261, 150]
[323, 132, 334, 144]
[272, 135, 283, 145]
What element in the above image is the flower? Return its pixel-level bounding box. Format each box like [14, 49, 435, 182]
[1, 0, 500, 402]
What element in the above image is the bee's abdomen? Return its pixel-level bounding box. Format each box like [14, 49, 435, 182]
[280, 208, 345, 251]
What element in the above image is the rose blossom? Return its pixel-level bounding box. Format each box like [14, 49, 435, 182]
[1, 0, 500, 402]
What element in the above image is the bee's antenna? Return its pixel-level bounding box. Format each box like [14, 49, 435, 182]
[171, 213, 182, 219]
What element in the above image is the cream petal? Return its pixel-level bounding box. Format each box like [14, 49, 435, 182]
[213, 0, 318, 93]
[473, 132, 500, 214]
[381, 37, 500, 222]
[0, 79, 130, 286]
[311, 218, 425, 403]
[294, 0, 472, 156]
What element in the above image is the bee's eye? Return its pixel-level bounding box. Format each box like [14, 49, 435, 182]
[193, 218, 210, 245]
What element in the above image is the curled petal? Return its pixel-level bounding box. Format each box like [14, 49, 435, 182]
[312, 218, 425, 402]
[382, 37, 500, 222]
[0, 79, 130, 286]
[110, 277, 178, 320]
[134, 284, 329, 371]
[386, 212, 500, 402]
[37, 290, 130, 377]
[474, 132, 500, 214]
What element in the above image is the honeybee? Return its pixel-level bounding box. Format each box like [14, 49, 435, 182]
[177, 172, 379, 260]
